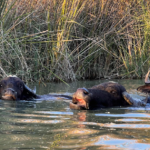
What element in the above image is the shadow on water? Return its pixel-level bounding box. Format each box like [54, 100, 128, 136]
[0, 79, 150, 149]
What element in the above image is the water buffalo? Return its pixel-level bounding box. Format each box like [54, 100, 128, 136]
[70, 81, 147, 110]
[0, 76, 72, 101]
[137, 70, 150, 94]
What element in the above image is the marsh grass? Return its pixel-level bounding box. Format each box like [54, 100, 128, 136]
[0, 0, 150, 82]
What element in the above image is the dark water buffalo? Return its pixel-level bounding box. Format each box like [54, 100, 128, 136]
[137, 70, 150, 94]
[0, 76, 72, 101]
[70, 81, 147, 110]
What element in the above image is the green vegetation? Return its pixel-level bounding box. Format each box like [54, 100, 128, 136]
[0, 0, 150, 82]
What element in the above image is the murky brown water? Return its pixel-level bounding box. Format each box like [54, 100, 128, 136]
[0, 79, 150, 150]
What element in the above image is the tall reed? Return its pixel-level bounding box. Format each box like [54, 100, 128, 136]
[0, 0, 150, 82]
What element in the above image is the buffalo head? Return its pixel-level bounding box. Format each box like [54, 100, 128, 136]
[0, 76, 72, 101]
[0, 76, 37, 100]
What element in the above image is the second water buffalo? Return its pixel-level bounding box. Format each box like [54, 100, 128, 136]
[70, 81, 147, 110]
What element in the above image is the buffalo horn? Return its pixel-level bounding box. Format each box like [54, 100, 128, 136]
[24, 84, 37, 98]
[145, 70, 150, 84]
[122, 91, 147, 107]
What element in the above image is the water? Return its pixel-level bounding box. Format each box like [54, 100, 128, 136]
[0, 79, 150, 150]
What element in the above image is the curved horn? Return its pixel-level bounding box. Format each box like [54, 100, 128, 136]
[122, 91, 147, 107]
[24, 84, 37, 98]
[145, 70, 150, 84]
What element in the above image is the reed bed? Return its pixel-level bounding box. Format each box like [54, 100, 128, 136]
[0, 0, 150, 82]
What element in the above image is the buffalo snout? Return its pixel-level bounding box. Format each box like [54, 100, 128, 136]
[71, 88, 90, 110]
[2, 88, 17, 100]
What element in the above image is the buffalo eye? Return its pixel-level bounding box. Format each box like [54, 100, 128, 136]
[0, 85, 2, 87]
[111, 90, 116, 94]
[20, 85, 23, 89]
[83, 90, 89, 95]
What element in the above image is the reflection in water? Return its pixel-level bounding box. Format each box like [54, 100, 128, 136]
[94, 135, 150, 150]
[0, 79, 150, 149]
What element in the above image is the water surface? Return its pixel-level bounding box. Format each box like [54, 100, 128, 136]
[0, 79, 150, 150]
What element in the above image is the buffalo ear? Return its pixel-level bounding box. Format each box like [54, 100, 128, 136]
[122, 91, 147, 107]
[23, 84, 38, 100]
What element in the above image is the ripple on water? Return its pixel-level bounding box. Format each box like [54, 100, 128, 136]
[94, 135, 150, 150]
[34, 111, 73, 115]
[53, 134, 150, 149]
[95, 113, 150, 118]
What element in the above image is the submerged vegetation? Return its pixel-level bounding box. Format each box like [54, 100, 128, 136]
[0, 0, 150, 82]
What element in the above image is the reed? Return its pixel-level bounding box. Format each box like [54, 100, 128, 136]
[0, 0, 150, 82]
